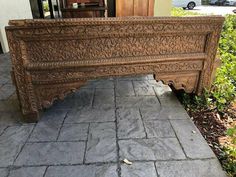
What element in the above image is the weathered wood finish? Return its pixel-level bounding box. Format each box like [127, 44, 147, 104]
[6, 16, 224, 122]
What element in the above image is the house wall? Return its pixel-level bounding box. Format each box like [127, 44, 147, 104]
[154, 0, 172, 16]
[0, 0, 33, 53]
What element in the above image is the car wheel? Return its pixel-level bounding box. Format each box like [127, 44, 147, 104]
[187, 2, 196, 10]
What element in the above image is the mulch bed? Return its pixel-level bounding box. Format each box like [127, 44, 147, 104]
[184, 102, 236, 175]
[174, 88, 236, 175]
[186, 106, 235, 156]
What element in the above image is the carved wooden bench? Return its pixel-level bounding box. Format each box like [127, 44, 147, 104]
[6, 16, 224, 122]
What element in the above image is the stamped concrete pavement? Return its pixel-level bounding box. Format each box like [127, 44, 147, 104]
[0, 53, 227, 177]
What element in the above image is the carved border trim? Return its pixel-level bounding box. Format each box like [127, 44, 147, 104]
[26, 54, 206, 70]
[8, 16, 225, 28]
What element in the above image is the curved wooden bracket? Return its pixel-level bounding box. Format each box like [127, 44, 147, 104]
[154, 73, 199, 94]
[35, 81, 87, 109]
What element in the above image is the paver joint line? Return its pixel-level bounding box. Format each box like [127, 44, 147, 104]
[12, 124, 36, 165]
[83, 123, 90, 164]
[168, 119, 188, 159]
[114, 83, 122, 177]
[55, 111, 69, 141]
[42, 166, 49, 177]
[138, 108, 148, 139]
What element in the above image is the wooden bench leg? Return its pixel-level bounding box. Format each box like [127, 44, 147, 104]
[21, 111, 40, 123]
[13, 76, 40, 123]
[153, 73, 157, 80]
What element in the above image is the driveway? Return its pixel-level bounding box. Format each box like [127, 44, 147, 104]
[187, 5, 235, 15]
[0, 53, 227, 177]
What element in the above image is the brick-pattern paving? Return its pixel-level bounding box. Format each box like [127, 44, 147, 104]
[0, 53, 227, 177]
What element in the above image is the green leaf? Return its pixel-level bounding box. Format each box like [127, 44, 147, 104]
[226, 127, 236, 137]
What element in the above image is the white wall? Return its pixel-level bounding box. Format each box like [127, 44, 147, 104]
[0, 0, 33, 53]
[154, 0, 172, 16]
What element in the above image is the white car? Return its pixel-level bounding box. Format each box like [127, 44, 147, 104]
[172, 0, 202, 10]
[225, 0, 236, 6]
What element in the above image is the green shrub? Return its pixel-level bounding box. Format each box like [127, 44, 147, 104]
[43, 1, 49, 12]
[227, 126, 236, 144]
[223, 126, 236, 177]
[211, 14, 236, 111]
[171, 7, 202, 16]
[222, 147, 236, 177]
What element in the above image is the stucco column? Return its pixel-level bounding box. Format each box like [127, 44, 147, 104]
[0, 0, 33, 53]
[154, 0, 172, 16]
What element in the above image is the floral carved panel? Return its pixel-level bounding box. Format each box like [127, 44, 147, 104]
[5, 16, 224, 122]
[25, 35, 206, 62]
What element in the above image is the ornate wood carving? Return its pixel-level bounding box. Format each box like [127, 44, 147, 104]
[5, 16, 224, 122]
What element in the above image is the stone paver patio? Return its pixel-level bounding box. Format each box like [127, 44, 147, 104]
[0, 53, 227, 177]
